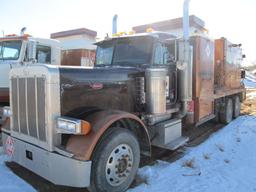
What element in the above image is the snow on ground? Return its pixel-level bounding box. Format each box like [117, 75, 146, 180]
[0, 147, 35, 192]
[0, 91, 256, 192]
[129, 115, 256, 192]
[1, 115, 256, 192]
[244, 71, 256, 88]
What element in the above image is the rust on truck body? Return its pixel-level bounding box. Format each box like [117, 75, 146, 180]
[66, 110, 150, 161]
[189, 36, 245, 124]
[214, 38, 243, 90]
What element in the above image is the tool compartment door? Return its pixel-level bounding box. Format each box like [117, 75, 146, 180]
[191, 36, 214, 122]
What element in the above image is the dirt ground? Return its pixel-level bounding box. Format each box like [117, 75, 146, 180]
[1, 88, 256, 191]
[241, 89, 256, 115]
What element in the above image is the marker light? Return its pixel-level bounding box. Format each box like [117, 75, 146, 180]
[146, 28, 154, 33]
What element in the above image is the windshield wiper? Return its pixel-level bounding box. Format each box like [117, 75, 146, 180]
[113, 61, 136, 66]
[95, 64, 111, 68]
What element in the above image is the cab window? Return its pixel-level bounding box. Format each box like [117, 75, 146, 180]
[36, 45, 51, 64]
[153, 43, 170, 65]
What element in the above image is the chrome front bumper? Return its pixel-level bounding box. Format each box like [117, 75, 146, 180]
[1, 132, 91, 187]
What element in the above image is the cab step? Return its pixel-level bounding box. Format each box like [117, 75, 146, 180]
[151, 118, 188, 150]
[163, 136, 189, 150]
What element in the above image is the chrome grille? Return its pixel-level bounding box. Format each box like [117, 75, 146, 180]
[11, 77, 46, 141]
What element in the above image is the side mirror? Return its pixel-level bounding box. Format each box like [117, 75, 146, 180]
[241, 69, 246, 79]
[27, 40, 37, 63]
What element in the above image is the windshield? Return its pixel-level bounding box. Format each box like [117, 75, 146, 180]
[96, 36, 153, 66]
[0, 40, 22, 60]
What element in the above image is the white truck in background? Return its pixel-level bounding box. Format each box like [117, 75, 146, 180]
[0, 34, 61, 124]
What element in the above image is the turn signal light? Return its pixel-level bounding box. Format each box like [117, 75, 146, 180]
[81, 120, 91, 135]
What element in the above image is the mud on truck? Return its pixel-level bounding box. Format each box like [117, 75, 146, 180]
[0, 34, 61, 125]
[1, 31, 245, 192]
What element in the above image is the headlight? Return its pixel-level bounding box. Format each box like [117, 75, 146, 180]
[57, 117, 91, 135]
[3, 106, 12, 118]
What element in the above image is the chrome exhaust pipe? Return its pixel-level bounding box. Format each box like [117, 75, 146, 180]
[112, 14, 118, 35]
[179, 0, 192, 117]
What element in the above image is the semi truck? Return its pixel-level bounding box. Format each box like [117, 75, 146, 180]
[1, 30, 245, 191]
[0, 34, 61, 124]
[0, 34, 95, 125]
[1, 2, 245, 191]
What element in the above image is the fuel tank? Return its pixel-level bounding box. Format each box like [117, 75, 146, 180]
[59, 67, 144, 116]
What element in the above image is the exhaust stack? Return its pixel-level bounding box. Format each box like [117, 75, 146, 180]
[183, 0, 190, 41]
[178, 0, 193, 117]
[20, 27, 26, 36]
[112, 14, 118, 35]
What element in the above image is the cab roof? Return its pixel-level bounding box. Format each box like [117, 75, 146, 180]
[0, 35, 60, 47]
[95, 31, 177, 45]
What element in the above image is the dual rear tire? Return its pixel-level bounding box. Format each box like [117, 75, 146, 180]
[219, 96, 241, 124]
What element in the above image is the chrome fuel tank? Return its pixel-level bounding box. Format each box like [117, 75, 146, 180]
[146, 68, 168, 114]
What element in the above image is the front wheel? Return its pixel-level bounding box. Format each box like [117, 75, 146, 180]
[89, 128, 140, 192]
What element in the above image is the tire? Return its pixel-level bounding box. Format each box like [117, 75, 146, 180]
[233, 96, 241, 118]
[88, 128, 140, 192]
[213, 102, 220, 123]
[220, 98, 233, 124]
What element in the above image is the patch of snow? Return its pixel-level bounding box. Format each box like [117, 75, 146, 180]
[0, 147, 35, 192]
[0, 116, 256, 192]
[129, 115, 256, 192]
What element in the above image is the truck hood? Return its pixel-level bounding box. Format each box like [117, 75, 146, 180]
[59, 66, 145, 116]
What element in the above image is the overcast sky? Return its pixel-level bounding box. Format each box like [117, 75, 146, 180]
[0, 0, 255, 65]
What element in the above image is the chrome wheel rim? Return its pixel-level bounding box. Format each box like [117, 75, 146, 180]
[105, 144, 134, 186]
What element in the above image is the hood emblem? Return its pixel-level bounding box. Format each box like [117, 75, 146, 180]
[90, 82, 103, 90]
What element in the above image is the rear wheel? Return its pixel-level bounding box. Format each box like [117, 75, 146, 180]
[220, 98, 233, 124]
[89, 128, 140, 192]
[233, 96, 241, 118]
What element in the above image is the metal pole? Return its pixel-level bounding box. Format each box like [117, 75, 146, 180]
[112, 14, 118, 35]
[183, 0, 190, 41]
[179, 0, 192, 117]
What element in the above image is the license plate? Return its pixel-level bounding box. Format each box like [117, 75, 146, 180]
[5, 136, 14, 157]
